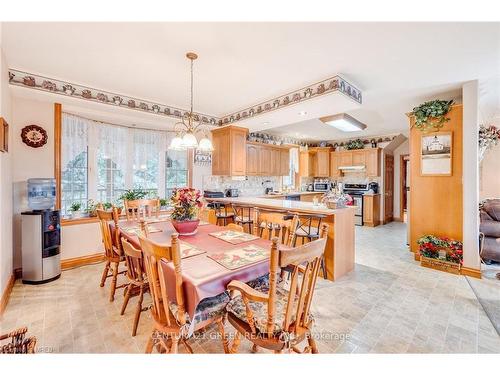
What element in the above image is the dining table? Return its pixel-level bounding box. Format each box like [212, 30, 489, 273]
[112, 219, 286, 320]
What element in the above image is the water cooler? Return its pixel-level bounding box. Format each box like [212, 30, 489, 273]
[21, 178, 61, 284]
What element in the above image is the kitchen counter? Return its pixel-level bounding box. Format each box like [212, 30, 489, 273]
[258, 191, 323, 199]
[205, 196, 355, 281]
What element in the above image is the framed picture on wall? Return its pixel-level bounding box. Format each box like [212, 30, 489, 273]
[420, 131, 452, 176]
[0, 117, 8, 153]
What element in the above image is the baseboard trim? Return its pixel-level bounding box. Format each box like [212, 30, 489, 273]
[460, 266, 482, 279]
[0, 274, 16, 317]
[61, 253, 104, 270]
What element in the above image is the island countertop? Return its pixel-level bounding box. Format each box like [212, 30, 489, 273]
[204, 196, 354, 216]
[205, 196, 355, 281]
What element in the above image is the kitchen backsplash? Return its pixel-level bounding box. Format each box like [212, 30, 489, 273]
[202, 175, 281, 196]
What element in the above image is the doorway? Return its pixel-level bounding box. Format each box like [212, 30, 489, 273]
[384, 154, 394, 223]
[400, 154, 410, 223]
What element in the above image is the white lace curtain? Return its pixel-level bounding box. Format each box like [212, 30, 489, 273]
[132, 128, 163, 170]
[97, 122, 128, 171]
[62, 113, 89, 170]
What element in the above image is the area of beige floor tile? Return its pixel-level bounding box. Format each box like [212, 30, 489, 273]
[1, 222, 499, 353]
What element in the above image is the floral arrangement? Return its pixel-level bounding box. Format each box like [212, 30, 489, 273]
[479, 124, 500, 162]
[344, 139, 364, 150]
[170, 187, 203, 221]
[411, 100, 454, 132]
[417, 234, 463, 264]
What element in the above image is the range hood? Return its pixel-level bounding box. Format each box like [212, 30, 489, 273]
[338, 165, 366, 171]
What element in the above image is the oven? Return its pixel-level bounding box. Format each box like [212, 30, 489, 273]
[343, 183, 369, 226]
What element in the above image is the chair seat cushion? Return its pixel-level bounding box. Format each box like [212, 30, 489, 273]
[226, 274, 307, 335]
[169, 291, 230, 326]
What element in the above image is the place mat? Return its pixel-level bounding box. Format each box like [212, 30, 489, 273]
[123, 226, 162, 236]
[179, 241, 206, 259]
[208, 230, 260, 245]
[208, 245, 269, 270]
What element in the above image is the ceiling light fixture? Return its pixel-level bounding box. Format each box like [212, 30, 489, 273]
[320, 113, 367, 132]
[298, 111, 307, 116]
[169, 52, 214, 152]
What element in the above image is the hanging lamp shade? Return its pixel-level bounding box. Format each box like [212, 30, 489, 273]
[198, 136, 214, 152]
[169, 135, 184, 150]
[181, 131, 198, 148]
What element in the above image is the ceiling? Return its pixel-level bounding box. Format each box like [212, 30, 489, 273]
[2, 22, 500, 139]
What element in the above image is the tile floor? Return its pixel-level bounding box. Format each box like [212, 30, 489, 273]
[1, 222, 499, 353]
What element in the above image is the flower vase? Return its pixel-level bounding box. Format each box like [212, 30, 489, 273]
[171, 219, 200, 236]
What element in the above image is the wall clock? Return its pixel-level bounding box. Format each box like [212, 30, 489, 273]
[21, 125, 48, 148]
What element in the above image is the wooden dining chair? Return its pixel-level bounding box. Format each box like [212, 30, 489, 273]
[138, 233, 229, 354]
[252, 208, 291, 245]
[226, 223, 244, 232]
[0, 327, 37, 354]
[223, 225, 329, 354]
[120, 237, 150, 336]
[97, 207, 127, 302]
[124, 198, 160, 220]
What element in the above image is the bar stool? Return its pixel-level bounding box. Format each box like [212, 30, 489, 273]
[213, 202, 235, 226]
[231, 204, 253, 234]
[287, 213, 328, 278]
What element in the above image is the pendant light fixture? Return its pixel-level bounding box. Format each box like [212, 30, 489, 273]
[169, 52, 214, 151]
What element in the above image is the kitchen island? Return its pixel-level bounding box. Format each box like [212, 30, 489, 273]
[205, 196, 355, 281]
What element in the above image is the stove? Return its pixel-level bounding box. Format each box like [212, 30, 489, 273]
[342, 183, 369, 226]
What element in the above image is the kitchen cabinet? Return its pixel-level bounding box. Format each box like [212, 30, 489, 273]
[363, 194, 380, 227]
[365, 149, 380, 177]
[328, 148, 381, 178]
[339, 152, 353, 167]
[279, 148, 290, 176]
[330, 152, 341, 177]
[352, 150, 365, 166]
[313, 148, 330, 177]
[300, 193, 325, 202]
[259, 146, 272, 176]
[270, 148, 281, 176]
[299, 151, 314, 177]
[211, 125, 248, 176]
[246, 144, 261, 176]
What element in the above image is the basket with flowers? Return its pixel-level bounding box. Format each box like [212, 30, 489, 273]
[417, 234, 463, 274]
[170, 187, 203, 235]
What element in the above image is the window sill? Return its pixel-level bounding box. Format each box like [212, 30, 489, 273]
[60, 209, 173, 227]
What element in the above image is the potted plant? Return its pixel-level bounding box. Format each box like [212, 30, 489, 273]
[119, 189, 148, 202]
[69, 202, 83, 218]
[159, 198, 169, 210]
[479, 124, 500, 162]
[170, 187, 203, 235]
[345, 139, 364, 150]
[417, 234, 463, 274]
[411, 100, 454, 132]
[86, 199, 99, 217]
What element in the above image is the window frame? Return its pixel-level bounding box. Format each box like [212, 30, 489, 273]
[54, 104, 193, 222]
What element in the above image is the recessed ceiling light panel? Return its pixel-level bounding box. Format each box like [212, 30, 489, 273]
[320, 113, 367, 132]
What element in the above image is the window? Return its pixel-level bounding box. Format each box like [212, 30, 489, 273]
[165, 149, 188, 198]
[60, 113, 189, 216]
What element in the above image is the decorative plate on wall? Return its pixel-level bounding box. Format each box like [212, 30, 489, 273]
[21, 125, 48, 148]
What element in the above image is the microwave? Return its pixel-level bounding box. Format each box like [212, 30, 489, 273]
[313, 182, 331, 192]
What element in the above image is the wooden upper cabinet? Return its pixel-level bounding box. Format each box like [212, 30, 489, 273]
[313, 148, 330, 177]
[259, 146, 272, 176]
[246, 144, 260, 176]
[299, 151, 313, 177]
[339, 152, 353, 167]
[330, 152, 341, 177]
[270, 148, 281, 176]
[279, 148, 290, 176]
[365, 148, 381, 177]
[352, 150, 365, 166]
[211, 125, 248, 176]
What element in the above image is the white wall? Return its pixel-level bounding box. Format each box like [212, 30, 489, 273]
[462, 81, 480, 270]
[393, 140, 409, 219]
[0, 23, 14, 296]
